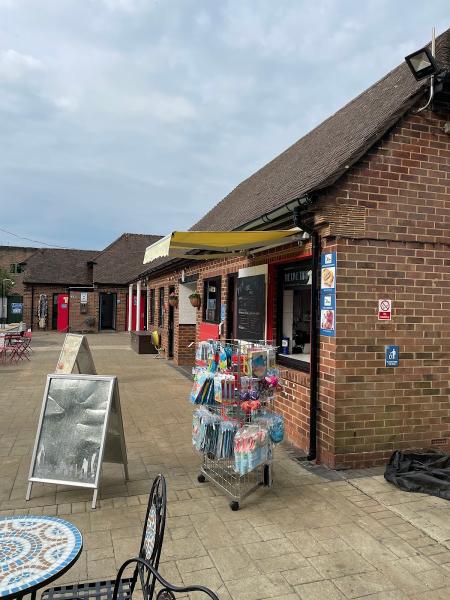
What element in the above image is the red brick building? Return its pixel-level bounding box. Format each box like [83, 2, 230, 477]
[0, 246, 37, 323]
[131, 30, 450, 469]
[19, 233, 160, 332]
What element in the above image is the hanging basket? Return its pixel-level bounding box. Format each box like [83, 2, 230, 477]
[189, 293, 201, 308]
[168, 294, 179, 308]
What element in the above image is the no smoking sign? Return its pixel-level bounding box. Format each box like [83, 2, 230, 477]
[378, 298, 392, 321]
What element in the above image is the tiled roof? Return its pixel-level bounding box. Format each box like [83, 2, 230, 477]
[22, 249, 98, 285]
[191, 29, 450, 232]
[92, 233, 162, 284]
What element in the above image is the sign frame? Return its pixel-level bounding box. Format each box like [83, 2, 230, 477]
[385, 345, 399, 367]
[56, 333, 97, 375]
[378, 299, 392, 321]
[26, 374, 128, 509]
[320, 251, 337, 337]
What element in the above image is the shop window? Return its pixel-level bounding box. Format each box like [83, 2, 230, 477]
[203, 276, 221, 323]
[277, 261, 312, 370]
[149, 289, 155, 324]
[158, 287, 164, 326]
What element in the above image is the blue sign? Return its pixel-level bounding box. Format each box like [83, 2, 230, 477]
[11, 302, 23, 315]
[220, 304, 226, 321]
[320, 251, 337, 336]
[385, 345, 399, 367]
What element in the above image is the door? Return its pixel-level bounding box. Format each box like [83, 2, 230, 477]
[168, 286, 175, 358]
[57, 294, 69, 332]
[52, 294, 58, 330]
[125, 292, 146, 330]
[100, 293, 116, 330]
[7, 294, 23, 324]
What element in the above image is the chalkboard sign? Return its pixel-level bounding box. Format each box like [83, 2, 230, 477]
[237, 274, 266, 341]
[56, 334, 97, 375]
[26, 374, 128, 508]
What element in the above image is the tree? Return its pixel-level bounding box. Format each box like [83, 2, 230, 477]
[0, 267, 15, 296]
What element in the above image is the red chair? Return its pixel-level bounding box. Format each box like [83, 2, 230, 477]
[10, 337, 31, 362]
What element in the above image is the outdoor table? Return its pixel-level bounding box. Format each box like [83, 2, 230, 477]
[0, 515, 83, 600]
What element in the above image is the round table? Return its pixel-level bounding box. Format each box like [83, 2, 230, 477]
[0, 515, 83, 599]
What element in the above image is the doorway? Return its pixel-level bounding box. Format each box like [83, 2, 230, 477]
[52, 294, 58, 330]
[168, 285, 175, 358]
[99, 293, 116, 330]
[227, 273, 237, 340]
[57, 294, 69, 332]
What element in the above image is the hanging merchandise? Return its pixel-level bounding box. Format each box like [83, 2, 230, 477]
[38, 294, 48, 329]
[190, 339, 283, 510]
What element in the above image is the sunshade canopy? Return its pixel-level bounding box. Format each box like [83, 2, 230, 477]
[143, 230, 301, 264]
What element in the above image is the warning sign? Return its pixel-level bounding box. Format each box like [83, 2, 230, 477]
[378, 299, 392, 321]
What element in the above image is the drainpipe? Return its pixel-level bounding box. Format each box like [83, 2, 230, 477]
[292, 206, 320, 461]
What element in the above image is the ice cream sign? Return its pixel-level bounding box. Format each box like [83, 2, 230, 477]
[320, 251, 336, 337]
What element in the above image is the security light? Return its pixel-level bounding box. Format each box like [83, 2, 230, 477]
[405, 46, 439, 81]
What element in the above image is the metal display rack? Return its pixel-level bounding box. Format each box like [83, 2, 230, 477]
[191, 339, 280, 510]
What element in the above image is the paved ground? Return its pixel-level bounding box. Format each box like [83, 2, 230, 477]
[2, 333, 450, 599]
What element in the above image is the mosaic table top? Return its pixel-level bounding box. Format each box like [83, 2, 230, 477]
[0, 515, 82, 599]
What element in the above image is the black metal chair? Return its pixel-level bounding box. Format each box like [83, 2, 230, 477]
[42, 475, 168, 600]
[113, 557, 219, 599]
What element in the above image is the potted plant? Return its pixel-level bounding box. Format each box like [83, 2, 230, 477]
[168, 291, 179, 308]
[189, 292, 201, 308]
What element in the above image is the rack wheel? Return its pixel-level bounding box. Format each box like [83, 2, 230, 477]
[230, 501, 239, 511]
[197, 474, 206, 483]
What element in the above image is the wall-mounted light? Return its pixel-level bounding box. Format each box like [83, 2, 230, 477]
[405, 46, 439, 81]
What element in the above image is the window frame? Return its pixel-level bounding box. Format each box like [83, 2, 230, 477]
[158, 287, 164, 327]
[276, 259, 313, 373]
[202, 276, 222, 324]
[149, 288, 155, 325]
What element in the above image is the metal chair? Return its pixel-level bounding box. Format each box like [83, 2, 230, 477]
[151, 330, 164, 360]
[9, 336, 31, 362]
[112, 557, 219, 599]
[42, 475, 168, 600]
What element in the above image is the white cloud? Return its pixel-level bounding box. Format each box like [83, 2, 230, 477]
[0, 49, 44, 82]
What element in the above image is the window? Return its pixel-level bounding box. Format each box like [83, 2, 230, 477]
[158, 287, 164, 326]
[9, 264, 22, 274]
[149, 289, 155, 324]
[203, 276, 221, 323]
[277, 261, 312, 370]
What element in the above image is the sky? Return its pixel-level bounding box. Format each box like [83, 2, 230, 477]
[0, 0, 448, 250]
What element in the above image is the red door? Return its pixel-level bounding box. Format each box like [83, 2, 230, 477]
[57, 294, 69, 332]
[126, 293, 146, 330]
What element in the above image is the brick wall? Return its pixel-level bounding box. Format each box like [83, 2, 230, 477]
[316, 92, 450, 468]
[143, 93, 450, 469]
[0, 246, 37, 296]
[23, 285, 129, 332]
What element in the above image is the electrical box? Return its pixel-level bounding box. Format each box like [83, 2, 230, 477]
[80, 292, 88, 314]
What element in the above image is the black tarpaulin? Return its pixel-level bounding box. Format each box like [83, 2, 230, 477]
[385, 450, 450, 500]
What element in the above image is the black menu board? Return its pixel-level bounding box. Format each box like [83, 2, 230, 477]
[237, 275, 266, 341]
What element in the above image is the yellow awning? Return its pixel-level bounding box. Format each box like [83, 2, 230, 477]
[143, 230, 301, 264]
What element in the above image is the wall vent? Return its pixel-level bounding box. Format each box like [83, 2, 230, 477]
[431, 438, 447, 446]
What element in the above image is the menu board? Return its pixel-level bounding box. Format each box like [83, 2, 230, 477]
[237, 275, 266, 342]
[56, 333, 97, 375]
[320, 251, 336, 336]
[27, 374, 128, 508]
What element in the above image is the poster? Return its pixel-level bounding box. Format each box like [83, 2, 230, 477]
[56, 333, 97, 374]
[11, 303, 23, 315]
[27, 374, 128, 508]
[320, 251, 336, 337]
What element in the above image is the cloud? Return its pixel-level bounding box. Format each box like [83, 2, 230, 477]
[0, 0, 449, 249]
[0, 49, 44, 82]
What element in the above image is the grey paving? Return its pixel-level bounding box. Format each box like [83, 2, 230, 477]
[1, 332, 450, 599]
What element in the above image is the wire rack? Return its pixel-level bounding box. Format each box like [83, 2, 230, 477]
[193, 339, 277, 511]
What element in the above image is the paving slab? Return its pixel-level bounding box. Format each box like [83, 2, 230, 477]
[2, 332, 450, 599]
